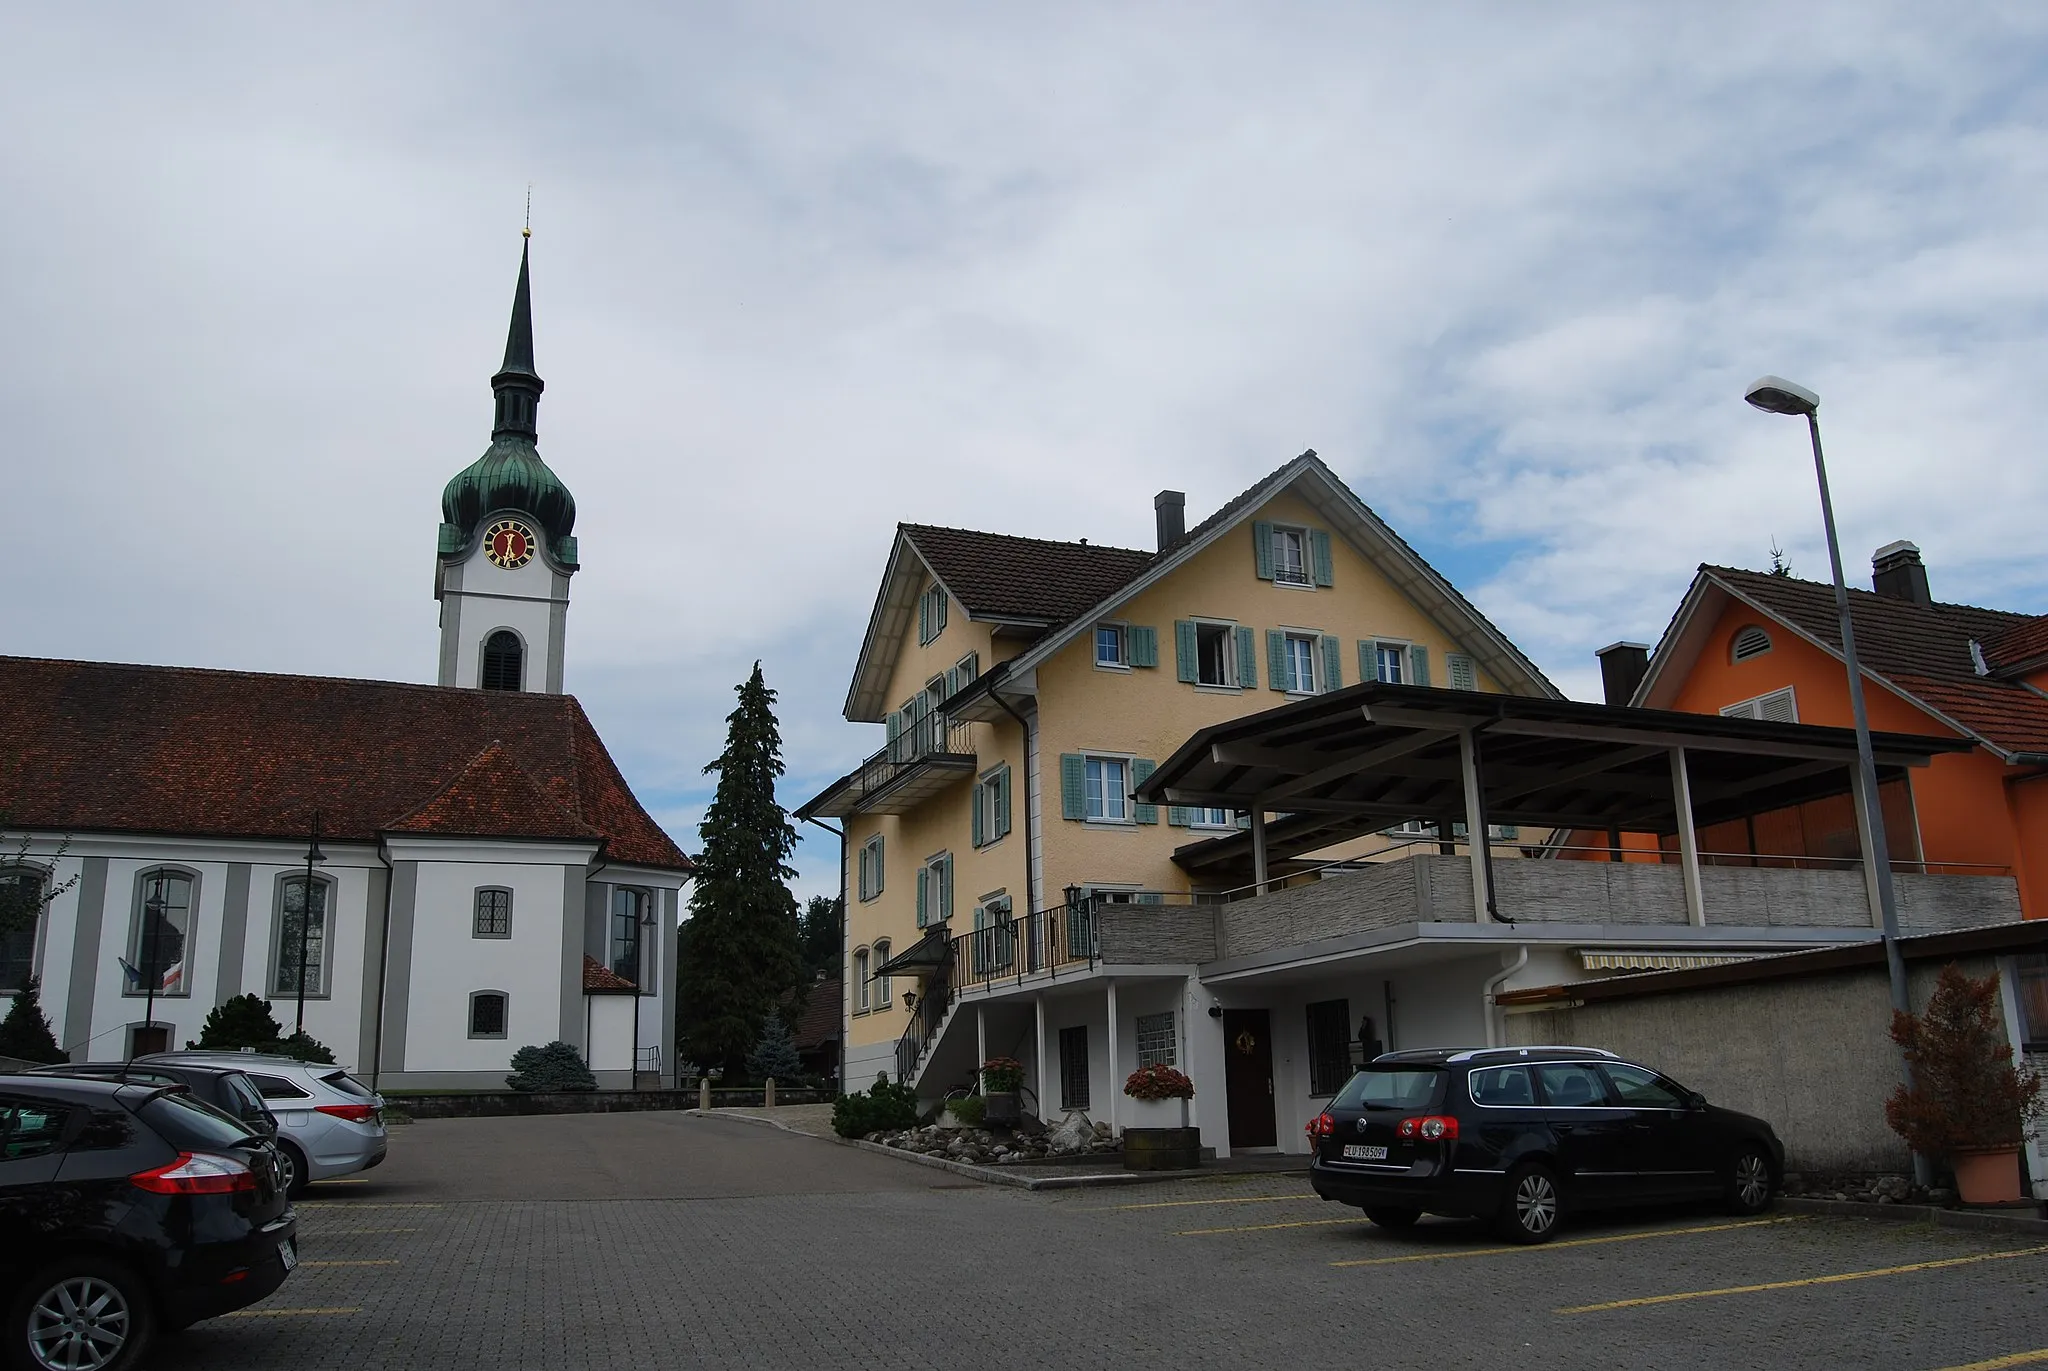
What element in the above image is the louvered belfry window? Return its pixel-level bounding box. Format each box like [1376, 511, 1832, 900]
[481, 631, 523, 691]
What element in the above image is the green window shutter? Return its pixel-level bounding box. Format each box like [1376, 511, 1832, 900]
[935, 590, 948, 637]
[874, 835, 884, 894]
[1448, 653, 1476, 692]
[1132, 759, 1158, 825]
[1411, 645, 1432, 687]
[1167, 805, 1191, 827]
[1320, 634, 1342, 691]
[945, 666, 961, 699]
[1267, 630, 1289, 692]
[1060, 754, 1087, 821]
[885, 710, 903, 762]
[1359, 641, 1375, 685]
[917, 592, 931, 646]
[857, 844, 869, 900]
[971, 781, 986, 847]
[1128, 625, 1158, 669]
[961, 651, 979, 683]
[916, 867, 928, 927]
[1310, 529, 1334, 587]
[995, 767, 1012, 839]
[1252, 521, 1276, 580]
[940, 855, 954, 921]
[1236, 626, 1258, 688]
[1174, 621, 1198, 683]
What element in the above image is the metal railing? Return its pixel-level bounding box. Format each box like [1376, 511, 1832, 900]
[952, 900, 1104, 992]
[842, 711, 974, 810]
[895, 936, 956, 1085]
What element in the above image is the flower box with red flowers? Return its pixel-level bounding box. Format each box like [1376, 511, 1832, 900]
[1123, 1064, 1195, 1102]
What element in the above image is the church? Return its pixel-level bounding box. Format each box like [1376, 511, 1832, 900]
[0, 239, 693, 1090]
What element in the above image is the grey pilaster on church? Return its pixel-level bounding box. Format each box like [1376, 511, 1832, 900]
[434, 236, 578, 694]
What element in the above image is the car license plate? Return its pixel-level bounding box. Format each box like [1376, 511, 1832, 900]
[278, 1238, 297, 1272]
[1342, 1144, 1388, 1161]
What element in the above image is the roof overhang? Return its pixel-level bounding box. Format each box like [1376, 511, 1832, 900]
[875, 928, 952, 977]
[844, 533, 943, 723]
[1138, 681, 1973, 869]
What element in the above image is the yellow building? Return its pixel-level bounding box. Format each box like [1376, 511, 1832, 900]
[799, 451, 1561, 1131]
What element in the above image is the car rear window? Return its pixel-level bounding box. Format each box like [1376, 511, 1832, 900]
[1329, 1067, 1443, 1112]
[248, 1073, 311, 1100]
[321, 1071, 376, 1101]
[139, 1090, 261, 1150]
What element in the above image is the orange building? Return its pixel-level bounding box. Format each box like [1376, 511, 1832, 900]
[1602, 544, 2048, 920]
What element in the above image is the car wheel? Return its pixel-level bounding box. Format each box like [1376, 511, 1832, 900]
[1363, 1206, 1422, 1229]
[1728, 1144, 1775, 1216]
[10, 1257, 156, 1371]
[1498, 1163, 1564, 1244]
[277, 1140, 310, 1199]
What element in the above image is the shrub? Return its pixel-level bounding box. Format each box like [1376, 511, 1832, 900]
[1124, 1064, 1195, 1101]
[0, 976, 64, 1064]
[507, 1041, 597, 1092]
[191, 993, 285, 1051]
[832, 1077, 919, 1137]
[1886, 963, 2046, 1161]
[278, 1031, 337, 1065]
[949, 1093, 987, 1127]
[979, 1056, 1025, 1093]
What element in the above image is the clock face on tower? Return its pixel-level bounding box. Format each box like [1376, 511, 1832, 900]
[484, 519, 538, 570]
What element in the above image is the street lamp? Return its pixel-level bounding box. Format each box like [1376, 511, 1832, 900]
[1745, 375, 1925, 1182]
[295, 812, 327, 1037]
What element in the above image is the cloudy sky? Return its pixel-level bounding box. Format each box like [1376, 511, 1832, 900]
[5, 4, 2045, 903]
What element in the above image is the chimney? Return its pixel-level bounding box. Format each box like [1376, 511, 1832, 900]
[1154, 490, 1186, 550]
[1871, 541, 1932, 607]
[1596, 642, 1651, 706]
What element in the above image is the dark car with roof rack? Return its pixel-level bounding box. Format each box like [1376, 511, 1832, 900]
[1306, 1045, 1783, 1243]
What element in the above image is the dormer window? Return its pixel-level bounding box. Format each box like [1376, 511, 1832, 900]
[1731, 625, 1773, 663]
[1272, 527, 1310, 586]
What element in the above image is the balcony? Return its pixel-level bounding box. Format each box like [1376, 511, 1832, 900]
[798, 711, 976, 819]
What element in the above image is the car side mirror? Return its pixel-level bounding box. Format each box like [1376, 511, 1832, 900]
[1685, 1091, 1707, 1110]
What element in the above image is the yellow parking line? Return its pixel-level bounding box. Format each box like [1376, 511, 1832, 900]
[1332, 1216, 1801, 1268]
[1179, 1217, 1366, 1236]
[1936, 1352, 2048, 1370]
[1557, 1243, 2048, 1314]
[301, 1260, 399, 1267]
[1098, 1194, 1318, 1212]
[221, 1307, 361, 1318]
[309, 1178, 371, 1185]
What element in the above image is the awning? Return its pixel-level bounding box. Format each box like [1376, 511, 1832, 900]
[875, 927, 951, 978]
[1577, 950, 1760, 973]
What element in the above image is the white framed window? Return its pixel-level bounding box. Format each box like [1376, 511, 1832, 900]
[126, 869, 195, 999]
[971, 895, 1016, 976]
[1387, 818, 1437, 838]
[858, 834, 884, 902]
[916, 853, 954, 927]
[469, 990, 509, 1039]
[0, 867, 45, 993]
[1085, 756, 1130, 823]
[1374, 641, 1408, 685]
[973, 765, 1011, 848]
[917, 585, 948, 645]
[1272, 526, 1311, 586]
[1720, 686, 1798, 723]
[1196, 621, 1240, 688]
[1284, 634, 1318, 694]
[1189, 806, 1236, 829]
[274, 874, 334, 996]
[1095, 624, 1128, 669]
[611, 887, 649, 986]
[1135, 1011, 1178, 1067]
[852, 948, 871, 1013]
[872, 939, 892, 1008]
[1731, 625, 1773, 663]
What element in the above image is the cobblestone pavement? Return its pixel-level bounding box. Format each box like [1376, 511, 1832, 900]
[151, 1113, 2048, 1370]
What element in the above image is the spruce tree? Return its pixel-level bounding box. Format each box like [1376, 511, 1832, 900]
[747, 1012, 805, 1084]
[0, 976, 64, 1064]
[679, 663, 803, 1077]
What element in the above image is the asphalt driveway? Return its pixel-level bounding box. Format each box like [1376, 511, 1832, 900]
[142, 1111, 2048, 1371]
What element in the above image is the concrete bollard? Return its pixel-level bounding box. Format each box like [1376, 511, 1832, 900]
[698, 1076, 711, 1111]
[765, 1077, 777, 1108]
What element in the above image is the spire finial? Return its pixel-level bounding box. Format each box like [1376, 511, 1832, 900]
[523, 184, 532, 239]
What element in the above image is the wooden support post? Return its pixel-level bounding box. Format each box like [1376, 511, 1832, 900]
[1250, 809, 1269, 894]
[1459, 730, 1492, 923]
[1035, 994, 1049, 1123]
[1105, 979, 1120, 1137]
[1670, 746, 1706, 926]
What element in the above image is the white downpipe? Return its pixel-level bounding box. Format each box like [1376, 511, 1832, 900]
[1482, 946, 1530, 1048]
[1105, 978, 1120, 1136]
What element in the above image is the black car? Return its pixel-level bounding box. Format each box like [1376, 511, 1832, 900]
[1, 1075, 297, 1370]
[1307, 1046, 1784, 1243]
[25, 1060, 278, 1142]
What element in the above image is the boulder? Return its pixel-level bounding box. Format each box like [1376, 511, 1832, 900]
[1047, 1112, 1095, 1154]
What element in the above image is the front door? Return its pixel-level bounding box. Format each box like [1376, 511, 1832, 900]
[1222, 1009, 1276, 1148]
[129, 1024, 169, 1056]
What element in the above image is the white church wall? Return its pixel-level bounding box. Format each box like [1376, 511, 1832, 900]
[243, 856, 377, 1074]
[402, 857, 574, 1075]
[588, 996, 635, 1075]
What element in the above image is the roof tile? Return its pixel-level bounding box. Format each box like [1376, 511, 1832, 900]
[901, 524, 1155, 625]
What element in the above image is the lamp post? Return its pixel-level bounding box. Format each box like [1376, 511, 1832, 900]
[296, 812, 327, 1037]
[1745, 375, 1926, 1184]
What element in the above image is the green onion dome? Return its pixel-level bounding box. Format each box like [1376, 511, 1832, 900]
[441, 437, 576, 544]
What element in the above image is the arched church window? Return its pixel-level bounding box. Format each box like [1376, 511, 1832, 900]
[481, 631, 524, 691]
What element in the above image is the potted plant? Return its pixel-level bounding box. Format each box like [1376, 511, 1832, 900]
[1122, 1064, 1199, 1170]
[980, 1056, 1025, 1128]
[1885, 963, 2046, 1204]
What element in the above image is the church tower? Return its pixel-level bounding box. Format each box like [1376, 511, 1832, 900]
[435, 235, 578, 692]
